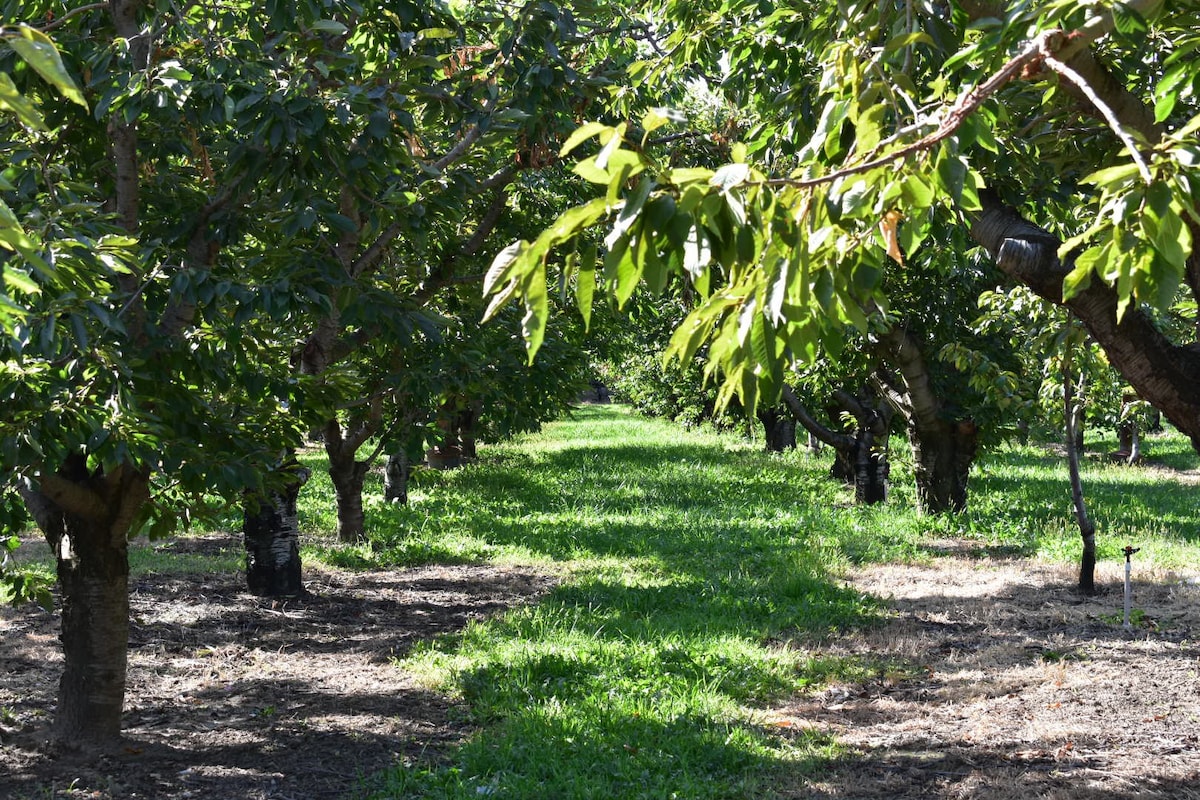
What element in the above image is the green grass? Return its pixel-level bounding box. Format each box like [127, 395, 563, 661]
[9, 405, 1197, 798]
[335, 409, 1197, 799]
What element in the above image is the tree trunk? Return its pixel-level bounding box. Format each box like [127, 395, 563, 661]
[909, 419, 978, 514]
[243, 464, 311, 597]
[876, 325, 977, 514]
[384, 450, 410, 504]
[328, 447, 371, 543]
[781, 385, 890, 504]
[19, 456, 149, 749]
[457, 399, 481, 461]
[758, 405, 797, 452]
[1064, 340, 1098, 594]
[972, 195, 1200, 453]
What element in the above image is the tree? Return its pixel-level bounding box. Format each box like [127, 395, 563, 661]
[484, 0, 1200, 468]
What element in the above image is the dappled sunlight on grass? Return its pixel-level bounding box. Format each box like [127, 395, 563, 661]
[294, 406, 1200, 799]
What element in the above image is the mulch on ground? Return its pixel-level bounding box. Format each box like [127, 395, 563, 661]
[0, 533, 556, 800]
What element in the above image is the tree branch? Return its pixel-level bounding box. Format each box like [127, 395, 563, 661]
[971, 193, 1200, 451]
[781, 385, 853, 449]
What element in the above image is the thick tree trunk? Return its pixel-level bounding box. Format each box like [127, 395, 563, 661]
[781, 385, 890, 504]
[328, 447, 371, 543]
[876, 325, 978, 514]
[243, 464, 311, 597]
[20, 456, 149, 749]
[972, 195, 1200, 453]
[909, 419, 978, 514]
[758, 405, 797, 452]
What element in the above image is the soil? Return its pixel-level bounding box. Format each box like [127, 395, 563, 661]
[0, 532, 557, 800]
[777, 551, 1200, 799]
[4, 535, 1200, 799]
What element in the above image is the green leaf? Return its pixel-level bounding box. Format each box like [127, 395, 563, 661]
[1062, 244, 1105, 300]
[0, 72, 47, 130]
[884, 31, 934, 52]
[642, 107, 685, 134]
[484, 241, 528, 296]
[5, 26, 87, 108]
[560, 122, 610, 157]
[1081, 162, 1142, 188]
[311, 19, 349, 34]
[710, 163, 751, 192]
[521, 263, 548, 363]
[683, 223, 711, 278]
[575, 244, 596, 331]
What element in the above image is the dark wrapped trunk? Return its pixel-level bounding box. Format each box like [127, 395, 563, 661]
[758, 405, 797, 452]
[782, 386, 891, 504]
[384, 450, 411, 504]
[1064, 342, 1098, 594]
[244, 464, 311, 597]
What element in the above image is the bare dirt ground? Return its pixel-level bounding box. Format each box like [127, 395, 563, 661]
[5, 534, 1200, 800]
[778, 550, 1200, 799]
[0, 533, 557, 800]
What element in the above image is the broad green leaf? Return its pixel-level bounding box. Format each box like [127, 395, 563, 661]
[560, 122, 610, 157]
[573, 157, 610, 184]
[311, 19, 349, 34]
[1081, 162, 1142, 188]
[1062, 243, 1106, 300]
[0, 72, 46, 129]
[5, 26, 87, 108]
[575, 244, 596, 330]
[884, 31, 934, 51]
[484, 241, 527, 295]
[642, 107, 685, 134]
[520, 263, 548, 363]
[710, 163, 750, 192]
[683, 223, 711, 278]
[548, 197, 609, 244]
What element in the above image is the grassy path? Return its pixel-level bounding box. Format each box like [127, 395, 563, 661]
[292, 404, 1200, 799]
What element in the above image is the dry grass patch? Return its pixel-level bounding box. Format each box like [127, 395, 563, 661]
[774, 551, 1200, 799]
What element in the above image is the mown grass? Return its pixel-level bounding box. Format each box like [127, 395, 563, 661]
[322, 406, 1200, 799]
[9, 404, 1196, 797]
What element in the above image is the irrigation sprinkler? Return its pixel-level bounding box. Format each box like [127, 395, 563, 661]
[1123, 546, 1140, 631]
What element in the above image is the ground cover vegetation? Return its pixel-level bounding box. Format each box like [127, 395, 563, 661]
[3, 405, 1199, 798]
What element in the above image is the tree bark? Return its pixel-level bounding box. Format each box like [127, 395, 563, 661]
[758, 405, 797, 452]
[244, 464, 311, 597]
[781, 385, 890, 504]
[876, 326, 977, 514]
[1064, 339, 1098, 594]
[384, 450, 410, 504]
[329, 450, 371, 543]
[971, 196, 1200, 453]
[20, 455, 149, 748]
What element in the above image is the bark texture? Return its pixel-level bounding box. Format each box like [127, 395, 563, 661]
[1064, 349, 1098, 594]
[971, 197, 1200, 453]
[244, 465, 311, 597]
[384, 451, 411, 504]
[782, 385, 891, 504]
[758, 405, 798, 452]
[20, 456, 149, 747]
[876, 326, 978, 514]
